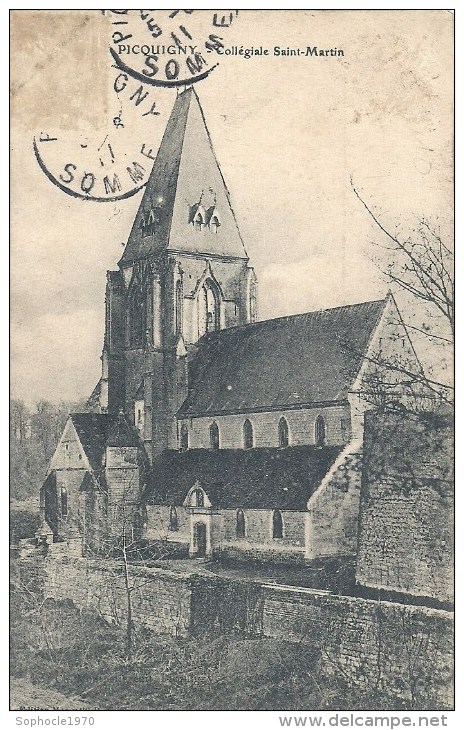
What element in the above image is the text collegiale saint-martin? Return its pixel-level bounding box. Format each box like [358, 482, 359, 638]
[116, 44, 346, 59]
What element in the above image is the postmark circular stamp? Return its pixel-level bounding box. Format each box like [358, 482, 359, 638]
[107, 9, 239, 87]
[33, 65, 173, 202]
[33, 10, 240, 202]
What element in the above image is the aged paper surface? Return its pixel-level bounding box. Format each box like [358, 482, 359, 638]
[10, 9, 454, 715]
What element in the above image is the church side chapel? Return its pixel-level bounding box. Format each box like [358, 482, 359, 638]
[39, 87, 422, 565]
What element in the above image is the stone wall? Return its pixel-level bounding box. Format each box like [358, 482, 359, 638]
[357, 411, 454, 603]
[145, 505, 307, 563]
[145, 504, 190, 542]
[220, 508, 306, 563]
[42, 554, 453, 709]
[261, 584, 453, 710]
[179, 404, 350, 450]
[43, 555, 194, 636]
[307, 445, 363, 559]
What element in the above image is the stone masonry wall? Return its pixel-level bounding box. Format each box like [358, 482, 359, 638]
[261, 585, 453, 710]
[357, 411, 454, 603]
[307, 446, 363, 559]
[43, 555, 194, 637]
[42, 554, 453, 708]
[179, 404, 350, 450]
[220, 508, 306, 563]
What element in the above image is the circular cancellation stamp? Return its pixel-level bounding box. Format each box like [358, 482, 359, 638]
[33, 9, 240, 202]
[107, 9, 239, 87]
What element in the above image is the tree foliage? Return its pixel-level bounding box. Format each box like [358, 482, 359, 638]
[10, 399, 86, 503]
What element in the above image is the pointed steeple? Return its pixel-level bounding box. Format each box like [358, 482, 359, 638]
[120, 87, 248, 265]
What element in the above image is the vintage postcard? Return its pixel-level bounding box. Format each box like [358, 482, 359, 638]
[10, 9, 454, 715]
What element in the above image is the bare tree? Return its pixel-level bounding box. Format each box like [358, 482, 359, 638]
[79, 469, 173, 661]
[351, 179, 454, 407]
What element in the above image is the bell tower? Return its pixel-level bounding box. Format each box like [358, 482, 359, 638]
[98, 87, 258, 460]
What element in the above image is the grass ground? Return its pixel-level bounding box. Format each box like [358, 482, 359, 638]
[10, 580, 404, 711]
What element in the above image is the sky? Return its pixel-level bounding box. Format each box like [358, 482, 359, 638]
[10, 9, 453, 405]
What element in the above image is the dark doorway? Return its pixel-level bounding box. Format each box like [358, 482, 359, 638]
[194, 522, 207, 557]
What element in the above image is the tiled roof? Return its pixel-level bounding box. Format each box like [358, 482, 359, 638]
[86, 380, 102, 411]
[70, 413, 141, 475]
[179, 298, 387, 416]
[120, 87, 247, 265]
[144, 445, 343, 510]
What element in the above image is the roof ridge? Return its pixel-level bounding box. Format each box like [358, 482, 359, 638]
[165, 88, 193, 250]
[201, 295, 388, 338]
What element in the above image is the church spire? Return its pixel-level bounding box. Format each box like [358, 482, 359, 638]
[120, 87, 248, 266]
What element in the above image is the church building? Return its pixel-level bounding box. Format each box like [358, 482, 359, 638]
[39, 87, 422, 565]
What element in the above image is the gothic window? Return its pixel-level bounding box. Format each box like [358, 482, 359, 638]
[194, 213, 204, 231]
[243, 419, 254, 450]
[60, 487, 68, 519]
[128, 285, 147, 348]
[192, 488, 204, 507]
[210, 216, 219, 233]
[236, 509, 246, 538]
[169, 506, 179, 531]
[175, 279, 183, 336]
[180, 424, 189, 451]
[210, 421, 220, 450]
[315, 415, 327, 446]
[198, 280, 220, 338]
[272, 509, 283, 539]
[278, 417, 289, 448]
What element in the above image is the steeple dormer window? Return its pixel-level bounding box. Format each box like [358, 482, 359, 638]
[141, 208, 161, 237]
[190, 203, 207, 232]
[205, 206, 221, 233]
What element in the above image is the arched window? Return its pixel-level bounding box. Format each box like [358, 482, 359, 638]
[236, 509, 246, 538]
[192, 488, 204, 507]
[194, 213, 204, 231]
[243, 419, 254, 450]
[315, 415, 327, 447]
[180, 423, 189, 451]
[60, 487, 68, 518]
[128, 286, 147, 348]
[169, 506, 179, 531]
[210, 421, 220, 450]
[278, 417, 289, 448]
[210, 216, 219, 233]
[198, 280, 220, 338]
[175, 279, 183, 336]
[272, 509, 283, 539]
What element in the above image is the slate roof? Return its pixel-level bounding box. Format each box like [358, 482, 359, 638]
[179, 298, 387, 416]
[145, 445, 343, 510]
[86, 380, 102, 411]
[120, 87, 248, 265]
[70, 413, 142, 475]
